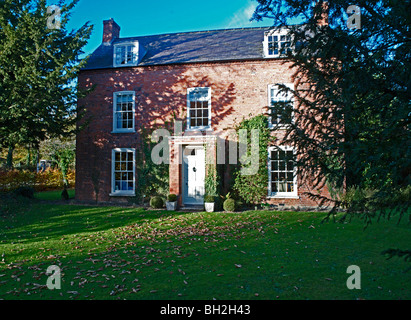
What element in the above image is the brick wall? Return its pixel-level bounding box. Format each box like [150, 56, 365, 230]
[76, 59, 330, 207]
[102, 18, 120, 43]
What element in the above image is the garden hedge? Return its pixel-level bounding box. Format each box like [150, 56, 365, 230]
[0, 169, 75, 192]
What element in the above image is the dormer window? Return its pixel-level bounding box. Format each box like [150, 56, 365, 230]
[113, 42, 138, 67]
[263, 29, 292, 58]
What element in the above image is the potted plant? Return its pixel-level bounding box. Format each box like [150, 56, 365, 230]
[204, 194, 215, 212]
[166, 194, 178, 211]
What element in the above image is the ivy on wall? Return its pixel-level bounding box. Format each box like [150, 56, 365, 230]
[131, 127, 169, 204]
[204, 140, 221, 198]
[233, 114, 274, 204]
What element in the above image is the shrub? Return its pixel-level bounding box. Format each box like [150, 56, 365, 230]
[205, 163, 220, 197]
[204, 195, 215, 203]
[150, 196, 164, 209]
[223, 198, 236, 212]
[342, 185, 411, 213]
[14, 186, 35, 199]
[167, 194, 177, 202]
[342, 186, 376, 210]
[0, 170, 35, 192]
[396, 185, 411, 204]
[36, 169, 75, 191]
[0, 169, 75, 192]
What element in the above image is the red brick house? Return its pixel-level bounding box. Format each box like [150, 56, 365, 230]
[75, 18, 330, 208]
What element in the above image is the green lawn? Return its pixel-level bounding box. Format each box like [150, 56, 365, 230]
[0, 197, 409, 300]
[34, 189, 75, 201]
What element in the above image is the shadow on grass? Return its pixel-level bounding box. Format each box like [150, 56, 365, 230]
[0, 202, 190, 244]
[1, 206, 410, 300]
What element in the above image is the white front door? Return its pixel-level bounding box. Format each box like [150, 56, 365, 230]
[183, 146, 205, 205]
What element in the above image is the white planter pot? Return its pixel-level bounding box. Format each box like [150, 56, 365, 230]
[204, 202, 215, 212]
[166, 201, 178, 211]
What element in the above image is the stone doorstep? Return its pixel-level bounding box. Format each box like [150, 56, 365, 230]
[179, 205, 204, 211]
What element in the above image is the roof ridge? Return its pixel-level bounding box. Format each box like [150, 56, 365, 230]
[116, 26, 271, 41]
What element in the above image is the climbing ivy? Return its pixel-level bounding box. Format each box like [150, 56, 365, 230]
[130, 128, 169, 205]
[233, 114, 274, 204]
[204, 142, 221, 198]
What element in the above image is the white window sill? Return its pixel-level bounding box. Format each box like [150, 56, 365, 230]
[263, 53, 290, 59]
[267, 194, 299, 199]
[264, 54, 290, 59]
[264, 55, 280, 59]
[109, 192, 135, 197]
[113, 63, 138, 68]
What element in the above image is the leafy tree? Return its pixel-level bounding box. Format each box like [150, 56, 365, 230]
[0, 0, 93, 163]
[0, 144, 36, 169]
[41, 136, 75, 186]
[252, 0, 410, 263]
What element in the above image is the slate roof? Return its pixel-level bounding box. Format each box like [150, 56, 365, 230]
[82, 27, 272, 70]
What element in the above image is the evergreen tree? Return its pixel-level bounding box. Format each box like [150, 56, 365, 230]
[252, 0, 410, 209]
[0, 0, 93, 162]
[252, 0, 410, 262]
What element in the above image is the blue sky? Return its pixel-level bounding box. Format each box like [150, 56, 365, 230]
[59, 0, 273, 56]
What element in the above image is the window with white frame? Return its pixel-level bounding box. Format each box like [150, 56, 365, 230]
[113, 43, 138, 67]
[187, 87, 211, 130]
[268, 83, 294, 128]
[263, 29, 292, 58]
[111, 148, 135, 195]
[113, 91, 135, 132]
[268, 146, 297, 197]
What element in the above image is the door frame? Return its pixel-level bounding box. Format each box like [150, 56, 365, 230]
[182, 145, 205, 205]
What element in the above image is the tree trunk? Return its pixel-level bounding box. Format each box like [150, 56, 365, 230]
[6, 145, 14, 169]
[27, 145, 31, 168]
[35, 148, 40, 172]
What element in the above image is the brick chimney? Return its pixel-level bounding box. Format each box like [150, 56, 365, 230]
[315, 1, 329, 26]
[103, 18, 120, 43]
